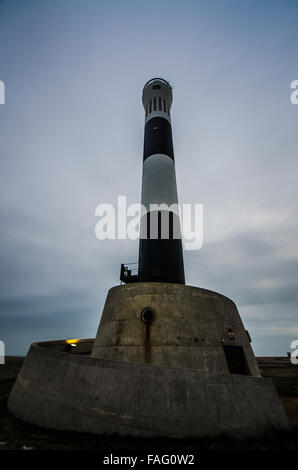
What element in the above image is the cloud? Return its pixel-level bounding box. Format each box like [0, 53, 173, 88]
[0, 0, 298, 356]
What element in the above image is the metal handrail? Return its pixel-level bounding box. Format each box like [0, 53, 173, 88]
[120, 262, 139, 284]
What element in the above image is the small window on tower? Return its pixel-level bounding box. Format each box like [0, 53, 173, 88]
[152, 85, 160, 90]
[163, 99, 166, 113]
[153, 97, 157, 111]
[149, 100, 152, 113]
[158, 97, 162, 110]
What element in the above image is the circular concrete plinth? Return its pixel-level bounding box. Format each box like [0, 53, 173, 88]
[8, 341, 290, 438]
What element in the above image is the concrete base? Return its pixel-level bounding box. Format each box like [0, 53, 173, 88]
[8, 283, 291, 438]
[8, 340, 290, 438]
[92, 283, 260, 375]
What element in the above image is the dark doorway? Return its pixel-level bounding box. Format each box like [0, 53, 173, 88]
[223, 345, 250, 375]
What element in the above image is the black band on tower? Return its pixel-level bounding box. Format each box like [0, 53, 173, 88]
[138, 238, 185, 283]
[143, 117, 174, 162]
[138, 209, 185, 283]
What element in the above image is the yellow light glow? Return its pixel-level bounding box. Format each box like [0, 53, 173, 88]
[66, 339, 79, 344]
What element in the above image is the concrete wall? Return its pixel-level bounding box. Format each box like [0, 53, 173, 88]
[8, 342, 289, 438]
[92, 283, 260, 376]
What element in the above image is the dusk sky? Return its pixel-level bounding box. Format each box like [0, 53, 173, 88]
[0, 0, 298, 356]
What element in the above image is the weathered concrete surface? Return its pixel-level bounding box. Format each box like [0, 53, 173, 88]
[8, 342, 290, 438]
[92, 283, 260, 376]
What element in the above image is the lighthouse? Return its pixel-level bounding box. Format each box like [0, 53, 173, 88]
[138, 78, 185, 284]
[8, 78, 290, 440]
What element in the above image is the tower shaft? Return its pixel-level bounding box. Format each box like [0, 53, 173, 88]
[138, 78, 185, 284]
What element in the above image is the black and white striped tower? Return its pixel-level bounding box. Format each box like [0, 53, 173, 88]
[138, 78, 185, 284]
